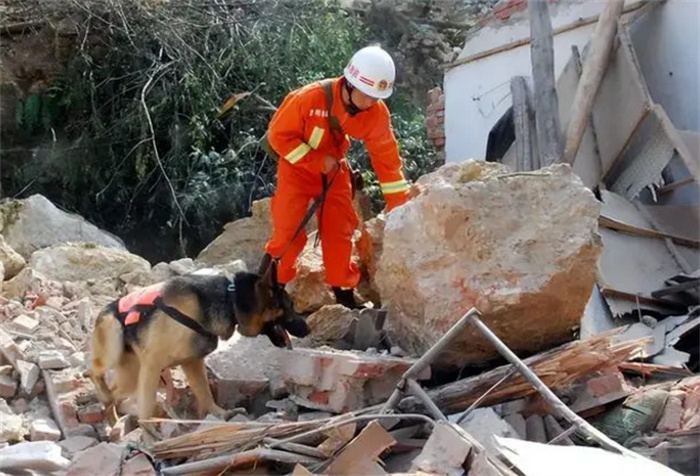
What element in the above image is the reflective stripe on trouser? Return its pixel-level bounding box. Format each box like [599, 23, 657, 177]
[265, 159, 361, 288]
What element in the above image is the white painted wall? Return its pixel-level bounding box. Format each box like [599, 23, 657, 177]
[444, 24, 596, 161]
[442, 0, 693, 163]
[629, 0, 700, 132]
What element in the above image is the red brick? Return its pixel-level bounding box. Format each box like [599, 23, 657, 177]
[309, 391, 330, 405]
[428, 129, 446, 140]
[657, 395, 684, 432]
[427, 87, 443, 104]
[433, 137, 446, 148]
[77, 403, 105, 425]
[59, 399, 80, 428]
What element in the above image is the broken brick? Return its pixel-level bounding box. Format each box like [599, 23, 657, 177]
[16, 360, 39, 395]
[0, 374, 18, 399]
[59, 400, 80, 428]
[656, 394, 684, 433]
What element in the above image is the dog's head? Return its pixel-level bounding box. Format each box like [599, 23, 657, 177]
[232, 270, 310, 348]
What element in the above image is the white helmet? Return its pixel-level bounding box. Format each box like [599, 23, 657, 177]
[343, 45, 396, 99]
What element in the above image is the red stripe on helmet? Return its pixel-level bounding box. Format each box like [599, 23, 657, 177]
[359, 76, 375, 86]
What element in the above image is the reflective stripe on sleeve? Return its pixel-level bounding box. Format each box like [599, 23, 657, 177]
[285, 143, 311, 164]
[380, 179, 410, 194]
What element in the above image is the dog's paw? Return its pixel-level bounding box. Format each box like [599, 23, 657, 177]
[224, 407, 248, 420]
[209, 405, 247, 420]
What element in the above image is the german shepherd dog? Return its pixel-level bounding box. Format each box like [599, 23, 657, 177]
[88, 269, 310, 423]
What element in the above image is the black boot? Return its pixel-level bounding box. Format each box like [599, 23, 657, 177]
[332, 287, 359, 309]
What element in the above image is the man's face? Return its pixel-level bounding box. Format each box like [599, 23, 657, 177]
[351, 88, 379, 111]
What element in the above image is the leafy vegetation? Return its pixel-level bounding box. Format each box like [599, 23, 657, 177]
[5, 0, 440, 262]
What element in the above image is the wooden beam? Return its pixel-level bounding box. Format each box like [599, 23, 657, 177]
[658, 176, 695, 195]
[0, 21, 44, 36]
[599, 215, 700, 249]
[510, 76, 537, 171]
[561, 0, 626, 165]
[528, 0, 563, 166]
[443, 1, 647, 70]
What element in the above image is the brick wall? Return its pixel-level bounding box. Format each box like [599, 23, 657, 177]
[425, 86, 445, 163]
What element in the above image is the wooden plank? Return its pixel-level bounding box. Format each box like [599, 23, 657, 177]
[510, 76, 537, 171]
[599, 215, 700, 249]
[599, 287, 687, 311]
[562, 0, 626, 165]
[528, 0, 563, 166]
[443, 1, 648, 70]
[651, 279, 700, 299]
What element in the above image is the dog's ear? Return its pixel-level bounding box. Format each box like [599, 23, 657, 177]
[257, 254, 275, 286]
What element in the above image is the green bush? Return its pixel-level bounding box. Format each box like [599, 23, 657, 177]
[7, 0, 439, 262]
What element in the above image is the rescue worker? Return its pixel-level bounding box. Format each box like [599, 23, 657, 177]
[261, 45, 411, 309]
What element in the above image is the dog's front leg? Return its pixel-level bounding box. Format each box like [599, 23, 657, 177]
[180, 358, 246, 420]
[136, 361, 163, 422]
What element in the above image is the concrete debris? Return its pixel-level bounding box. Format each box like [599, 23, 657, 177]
[30, 417, 62, 441]
[449, 407, 520, 454]
[375, 160, 602, 368]
[206, 333, 286, 409]
[282, 347, 430, 413]
[494, 436, 683, 476]
[58, 435, 99, 458]
[410, 421, 471, 476]
[0, 440, 71, 473]
[0, 399, 27, 443]
[65, 442, 123, 476]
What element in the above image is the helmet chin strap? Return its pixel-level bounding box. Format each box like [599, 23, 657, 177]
[342, 80, 363, 116]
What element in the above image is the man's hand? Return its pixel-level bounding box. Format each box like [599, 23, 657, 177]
[323, 156, 339, 174]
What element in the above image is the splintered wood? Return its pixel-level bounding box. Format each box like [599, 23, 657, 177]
[149, 419, 326, 460]
[399, 333, 647, 414]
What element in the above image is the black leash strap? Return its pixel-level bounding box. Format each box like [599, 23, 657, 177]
[153, 297, 217, 340]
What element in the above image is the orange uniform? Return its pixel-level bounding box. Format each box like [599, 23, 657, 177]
[264, 77, 410, 288]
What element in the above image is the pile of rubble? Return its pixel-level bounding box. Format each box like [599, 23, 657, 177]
[1, 146, 697, 475]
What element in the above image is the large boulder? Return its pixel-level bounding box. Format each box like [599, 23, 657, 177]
[0, 194, 126, 259]
[375, 160, 602, 368]
[196, 198, 315, 272]
[0, 235, 26, 279]
[356, 216, 386, 305]
[285, 233, 335, 313]
[29, 243, 150, 283]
